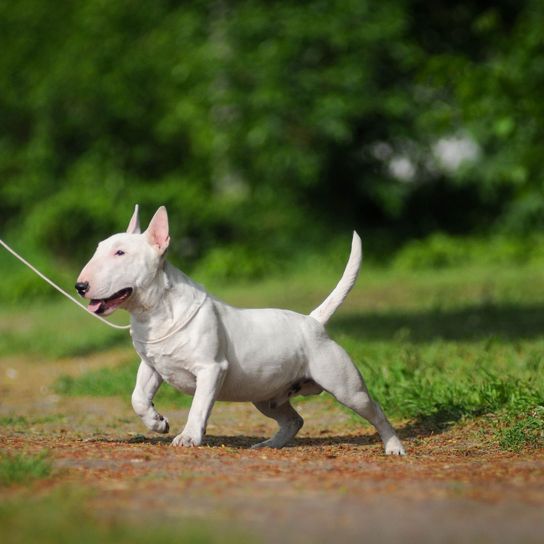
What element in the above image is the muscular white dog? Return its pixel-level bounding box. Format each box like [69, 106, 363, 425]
[76, 206, 405, 455]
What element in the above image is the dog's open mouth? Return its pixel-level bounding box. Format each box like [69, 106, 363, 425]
[88, 288, 133, 316]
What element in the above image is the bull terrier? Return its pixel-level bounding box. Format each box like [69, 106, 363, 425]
[76, 206, 405, 454]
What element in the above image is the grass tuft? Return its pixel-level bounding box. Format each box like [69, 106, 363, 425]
[0, 451, 53, 486]
[497, 407, 544, 451]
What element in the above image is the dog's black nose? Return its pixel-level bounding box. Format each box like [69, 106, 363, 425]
[75, 281, 89, 296]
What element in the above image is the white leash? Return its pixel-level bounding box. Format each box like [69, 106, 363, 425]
[0, 238, 131, 331]
[131, 294, 207, 344]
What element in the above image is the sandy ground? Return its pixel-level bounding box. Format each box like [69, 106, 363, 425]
[1, 351, 543, 543]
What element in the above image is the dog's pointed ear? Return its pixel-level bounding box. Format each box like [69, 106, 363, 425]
[127, 204, 141, 234]
[145, 206, 170, 254]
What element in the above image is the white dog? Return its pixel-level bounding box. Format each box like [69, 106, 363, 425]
[76, 206, 405, 455]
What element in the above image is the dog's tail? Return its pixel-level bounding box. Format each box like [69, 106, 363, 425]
[309, 231, 362, 325]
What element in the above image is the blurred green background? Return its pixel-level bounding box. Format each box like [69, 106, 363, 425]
[1, 0, 544, 300]
[1, 4, 544, 515]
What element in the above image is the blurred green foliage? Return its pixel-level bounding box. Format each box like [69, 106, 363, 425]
[393, 232, 544, 270]
[1, 0, 543, 286]
[0, 491, 250, 544]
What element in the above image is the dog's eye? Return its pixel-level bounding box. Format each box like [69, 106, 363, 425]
[115, 250, 125, 256]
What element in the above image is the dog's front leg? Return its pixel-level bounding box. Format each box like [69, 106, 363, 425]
[131, 360, 170, 433]
[171, 361, 228, 447]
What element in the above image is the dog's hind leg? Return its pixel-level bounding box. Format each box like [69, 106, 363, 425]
[131, 360, 170, 433]
[310, 343, 405, 455]
[251, 400, 304, 449]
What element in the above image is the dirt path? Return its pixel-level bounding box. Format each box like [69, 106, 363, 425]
[1, 354, 544, 543]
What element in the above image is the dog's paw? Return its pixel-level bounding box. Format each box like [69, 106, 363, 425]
[385, 437, 406, 456]
[171, 432, 202, 447]
[144, 414, 170, 434]
[153, 415, 170, 434]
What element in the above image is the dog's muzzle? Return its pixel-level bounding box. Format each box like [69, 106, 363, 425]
[75, 281, 89, 297]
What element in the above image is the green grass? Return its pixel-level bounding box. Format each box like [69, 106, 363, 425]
[497, 406, 544, 452]
[340, 335, 543, 426]
[0, 451, 53, 486]
[0, 416, 29, 427]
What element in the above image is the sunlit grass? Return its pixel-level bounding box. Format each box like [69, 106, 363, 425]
[497, 406, 544, 452]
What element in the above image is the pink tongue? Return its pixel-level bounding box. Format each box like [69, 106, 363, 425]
[88, 300, 102, 314]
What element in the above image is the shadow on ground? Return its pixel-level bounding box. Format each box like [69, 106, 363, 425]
[330, 302, 544, 342]
[89, 417, 451, 449]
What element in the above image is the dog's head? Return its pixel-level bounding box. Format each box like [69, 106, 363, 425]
[75, 205, 170, 316]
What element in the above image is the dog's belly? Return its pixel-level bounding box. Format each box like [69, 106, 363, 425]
[145, 354, 305, 402]
[213, 306, 323, 402]
[217, 368, 303, 402]
[218, 375, 322, 403]
[140, 347, 309, 403]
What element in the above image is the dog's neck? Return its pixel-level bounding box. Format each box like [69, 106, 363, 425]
[126, 261, 207, 340]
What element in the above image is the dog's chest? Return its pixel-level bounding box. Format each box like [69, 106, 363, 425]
[133, 342, 197, 395]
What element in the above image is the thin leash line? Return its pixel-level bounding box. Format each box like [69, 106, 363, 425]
[130, 294, 207, 344]
[0, 238, 131, 331]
